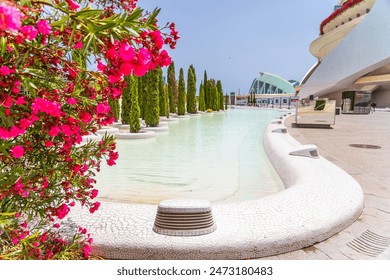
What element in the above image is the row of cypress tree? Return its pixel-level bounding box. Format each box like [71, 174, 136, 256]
[112, 62, 227, 133]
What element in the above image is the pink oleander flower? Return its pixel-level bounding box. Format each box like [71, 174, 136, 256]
[97, 61, 107, 72]
[0, 3, 22, 32]
[36, 19, 52, 35]
[159, 50, 172, 67]
[66, 0, 80, 11]
[108, 74, 122, 84]
[83, 244, 92, 258]
[11, 145, 25, 159]
[120, 62, 133, 76]
[0, 65, 10, 76]
[137, 48, 151, 66]
[49, 126, 61, 137]
[96, 103, 110, 114]
[150, 30, 164, 49]
[91, 189, 98, 199]
[67, 97, 77, 105]
[56, 204, 70, 219]
[89, 201, 100, 213]
[20, 25, 38, 40]
[119, 42, 135, 62]
[74, 41, 83, 49]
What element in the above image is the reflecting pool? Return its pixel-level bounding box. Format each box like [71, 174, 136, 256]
[96, 109, 284, 204]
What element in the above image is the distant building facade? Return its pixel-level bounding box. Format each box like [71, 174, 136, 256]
[235, 72, 298, 107]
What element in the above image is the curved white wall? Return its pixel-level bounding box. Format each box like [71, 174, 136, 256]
[299, 0, 390, 99]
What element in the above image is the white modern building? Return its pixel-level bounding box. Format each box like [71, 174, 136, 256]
[299, 0, 390, 110]
[236, 72, 298, 107]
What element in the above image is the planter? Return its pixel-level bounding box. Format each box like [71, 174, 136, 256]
[96, 127, 120, 135]
[143, 125, 169, 132]
[115, 130, 156, 139]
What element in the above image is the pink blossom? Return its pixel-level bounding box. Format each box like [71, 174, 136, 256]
[56, 204, 70, 219]
[96, 103, 110, 114]
[45, 141, 54, 147]
[0, 66, 10, 76]
[80, 112, 92, 123]
[91, 189, 98, 199]
[19, 118, 32, 129]
[106, 46, 117, 59]
[97, 61, 107, 72]
[89, 201, 101, 213]
[66, 0, 80, 11]
[120, 62, 133, 76]
[15, 96, 26, 105]
[83, 244, 92, 258]
[108, 74, 122, 84]
[150, 30, 164, 49]
[159, 50, 172, 67]
[67, 97, 77, 105]
[133, 64, 148, 77]
[36, 19, 52, 35]
[11, 145, 25, 159]
[119, 43, 135, 61]
[61, 124, 73, 136]
[111, 88, 122, 98]
[20, 25, 38, 40]
[0, 3, 22, 32]
[12, 238, 19, 245]
[137, 48, 151, 66]
[74, 41, 83, 49]
[49, 126, 60, 137]
[32, 98, 61, 117]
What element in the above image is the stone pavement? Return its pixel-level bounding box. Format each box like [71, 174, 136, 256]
[264, 111, 390, 260]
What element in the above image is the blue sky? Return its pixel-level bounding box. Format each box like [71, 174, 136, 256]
[138, 0, 336, 94]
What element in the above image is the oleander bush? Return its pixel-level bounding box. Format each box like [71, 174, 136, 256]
[0, 0, 178, 259]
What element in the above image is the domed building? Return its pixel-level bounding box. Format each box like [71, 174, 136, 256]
[299, 0, 390, 111]
[236, 72, 297, 107]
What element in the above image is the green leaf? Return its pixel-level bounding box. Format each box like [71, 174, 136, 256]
[75, 9, 102, 19]
[51, 15, 70, 28]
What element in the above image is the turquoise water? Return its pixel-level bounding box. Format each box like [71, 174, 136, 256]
[96, 109, 284, 204]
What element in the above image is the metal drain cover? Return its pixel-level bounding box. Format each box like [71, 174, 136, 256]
[349, 144, 381, 149]
[153, 199, 217, 236]
[347, 230, 390, 257]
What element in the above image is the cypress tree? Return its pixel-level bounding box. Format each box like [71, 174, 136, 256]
[217, 80, 224, 111]
[187, 65, 197, 113]
[208, 79, 218, 111]
[167, 62, 176, 114]
[158, 67, 167, 116]
[225, 94, 228, 110]
[178, 68, 186, 115]
[121, 75, 132, 124]
[198, 82, 205, 111]
[129, 75, 141, 133]
[203, 70, 209, 109]
[138, 74, 146, 119]
[144, 70, 160, 127]
[108, 97, 120, 122]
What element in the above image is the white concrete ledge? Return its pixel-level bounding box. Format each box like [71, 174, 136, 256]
[115, 130, 156, 139]
[143, 125, 169, 132]
[96, 127, 120, 135]
[68, 115, 364, 259]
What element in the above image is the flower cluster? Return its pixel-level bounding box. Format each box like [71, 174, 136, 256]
[0, 0, 177, 259]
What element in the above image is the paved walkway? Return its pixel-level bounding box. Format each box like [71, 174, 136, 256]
[263, 111, 390, 260]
